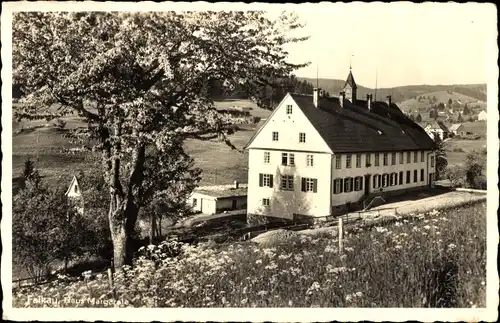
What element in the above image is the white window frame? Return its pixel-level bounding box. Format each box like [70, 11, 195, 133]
[281, 175, 294, 191]
[282, 153, 295, 166]
[399, 152, 404, 164]
[407, 151, 411, 164]
[383, 153, 388, 166]
[263, 174, 272, 187]
[264, 151, 270, 164]
[391, 152, 396, 165]
[262, 198, 271, 207]
[346, 155, 352, 168]
[414, 151, 418, 163]
[366, 153, 371, 167]
[374, 154, 380, 166]
[305, 178, 315, 192]
[299, 132, 306, 143]
[335, 155, 341, 169]
[356, 154, 362, 168]
[272, 131, 279, 141]
[344, 177, 353, 192]
[286, 104, 293, 115]
[421, 151, 425, 162]
[306, 154, 314, 167]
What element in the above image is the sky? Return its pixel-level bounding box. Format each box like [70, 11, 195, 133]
[280, 2, 496, 88]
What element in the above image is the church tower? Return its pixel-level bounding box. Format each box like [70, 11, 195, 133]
[343, 65, 357, 104]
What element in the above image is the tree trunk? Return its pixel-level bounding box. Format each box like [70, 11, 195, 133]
[149, 214, 157, 245]
[109, 202, 139, 270]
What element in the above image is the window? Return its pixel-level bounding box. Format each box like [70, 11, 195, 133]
[286, 104, 293, 115]
[374, 154, 380, 166]
[381, 174, 389, 187]
[264, 151, 270, 164]
[421, 151, 425, 162]
[192, 198, 197, 207]
[390, 173, 396, 186]
[299, 132, 306, 143]
[306, 154, 314, 167]
[354, 176, 364, 191]
[262, 198, 270, 207]
[74, 185, 79, 194]
[366, 153, 371, 167]
[346, 155, 352, 168]
[373, 174, 380, 189]
[407, 152, 411, 164]
[344, 177, 353, 192]
[333, 178, 343, 194]
[335, 155, 342, 169]
[414, 151, 418, 163]
[399, 152, 404, 164]
[356, 154, 362, 168]
[272, 131, 279, 141]
[413, 170, 418, 183]
[383, 153, 388, 166]
[281, 175, 294, 191]
[420, 169, 424, 181]
[431, 156, 435, 167]
[391, 152, 396, 165]
[406, 171, 411, 184]
[301, 177, 317, 192]
[399, 171, 403, 185]
[281, 153, 295, 166]
[259, 174, 273, 188]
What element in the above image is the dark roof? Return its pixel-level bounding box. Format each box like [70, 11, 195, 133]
[290, 94, 436, 153]
[344, 70, 357, 89]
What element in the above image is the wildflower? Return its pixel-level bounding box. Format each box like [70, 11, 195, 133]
[447, 243, 457, 250]
[288, 300, 293, 306]
[344, 246, 354, 252]
[423, 225, 431, 230]
[345, 294, 353, 302]
[257, 290, 268, 297]
[147, 244, 155, 251]
[355, 292, 363, 297]
[255, 259, 262, 264]
[481, 281, 485, 286]
[324, 245, 336, 253]
[240, 298, 248, 305]
[375, 226, 388, 233]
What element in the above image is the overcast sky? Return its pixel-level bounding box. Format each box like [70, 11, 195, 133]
[282, 2, 496, 88]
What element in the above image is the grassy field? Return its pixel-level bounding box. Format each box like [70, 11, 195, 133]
[13, 201, 486, 308]
[444, 137, 487, 166]
[11, 99, 270, 190]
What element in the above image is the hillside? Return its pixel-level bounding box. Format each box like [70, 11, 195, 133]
[397, 90, 486, 115]
[297, 77, 486, 105]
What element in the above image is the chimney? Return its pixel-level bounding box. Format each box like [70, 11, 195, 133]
[233, 180, 239, 189]
[367, 94, 372, 111]
[339, 91, 346, 107]
[386, 95, 392, 108]
[313, 88, 320, 108]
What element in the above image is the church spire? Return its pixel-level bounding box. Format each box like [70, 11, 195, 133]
[343, 60, 357, 103]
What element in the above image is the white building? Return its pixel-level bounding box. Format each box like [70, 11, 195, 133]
[424, 121, 449, 141]
[65, 175, 84, 215]
[189, 181, 247, 215]
[477, 110, 487, 121]
[245, 68, 436, 220]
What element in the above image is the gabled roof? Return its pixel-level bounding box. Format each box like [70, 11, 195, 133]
[344, 70, 357, 89]
[193, 184, 248, 199]
[426, 121, 449, 132]
[449, 124, 463, 131]
[65, 175, 82, 196]
[288, 94, 436, 153]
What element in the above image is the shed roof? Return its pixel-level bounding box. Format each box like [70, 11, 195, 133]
[192, 183, 248, 199]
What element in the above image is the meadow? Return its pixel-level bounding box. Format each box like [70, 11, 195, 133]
[13, 201, 486, 308]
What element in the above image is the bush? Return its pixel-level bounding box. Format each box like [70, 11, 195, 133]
[13, 180, 95, 280]
[465, 149, 487, 189]
[452, 147, 465, 153]
[443, 164, 466, 187]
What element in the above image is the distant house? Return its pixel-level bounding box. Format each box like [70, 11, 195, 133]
[424, 121, 449, 140]
[477, 110, 487, 121]
[189, 181, 247, 215]
[65, 175, 84, 215]
[448, 123, 464, 136]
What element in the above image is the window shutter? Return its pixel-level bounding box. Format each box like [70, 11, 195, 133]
[360, 177, 364, 191]
[259, 174, 263, 187]
[340, 178, 344, 193]
[313, 179, 318, 193]
[301, 178, 306, 192]
[269, 175, 273, 188]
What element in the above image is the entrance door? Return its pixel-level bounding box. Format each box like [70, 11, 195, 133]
[232, 199, 237, 210]
[428, 173, 434, 187]
[364, 174, 371, 195]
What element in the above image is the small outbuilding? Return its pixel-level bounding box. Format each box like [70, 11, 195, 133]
[189, 181, 248, 215]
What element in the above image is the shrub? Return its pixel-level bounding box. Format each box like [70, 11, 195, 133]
[12, 180, 95, 281]
[465, 149, 487, 189]
[55, 118, 67, 129]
